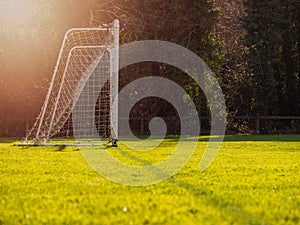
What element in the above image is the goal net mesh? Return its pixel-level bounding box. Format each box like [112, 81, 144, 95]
[26, 21, 118, 145]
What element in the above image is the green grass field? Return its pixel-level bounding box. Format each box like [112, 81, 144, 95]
[0, 135, 299, 224]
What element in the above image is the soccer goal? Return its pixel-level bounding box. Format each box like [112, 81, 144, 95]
[24, 19, 119, 146]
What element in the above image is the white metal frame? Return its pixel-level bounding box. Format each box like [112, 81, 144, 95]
[34, 19, 119, 145]
[111, 19, 119, 144]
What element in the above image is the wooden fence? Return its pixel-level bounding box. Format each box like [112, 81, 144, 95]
[1, 115, 300, 137]
[122, 115, 300, 135]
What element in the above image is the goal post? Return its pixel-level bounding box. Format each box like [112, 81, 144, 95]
[111, 19, 119, 146]
[24, 19, 119, 146]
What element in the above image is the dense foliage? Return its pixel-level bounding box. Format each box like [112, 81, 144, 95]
[0, 0, 299, 136]
[242, 0, 300, 116]
[91, 0, 222, 121]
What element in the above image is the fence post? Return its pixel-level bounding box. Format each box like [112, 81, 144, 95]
[26, 119, 29, 137]
[256, 113, 260, 134]
[140, 118, 144, 136]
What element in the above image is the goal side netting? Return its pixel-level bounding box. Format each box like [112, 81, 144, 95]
[25, 20, 119, 146]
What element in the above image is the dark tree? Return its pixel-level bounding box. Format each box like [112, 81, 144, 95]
[243, 0, 300, 116]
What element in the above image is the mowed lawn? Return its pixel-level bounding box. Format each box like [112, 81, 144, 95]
[0, 135, 299, 225]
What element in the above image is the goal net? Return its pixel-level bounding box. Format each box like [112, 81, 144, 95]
[25, 20, 119, 146]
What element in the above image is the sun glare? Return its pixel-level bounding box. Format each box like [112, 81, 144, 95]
[0, 0, 35, 26]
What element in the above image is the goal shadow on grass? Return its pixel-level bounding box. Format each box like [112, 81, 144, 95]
[52, 145, 81, 152]
[167, 177, 265, 224]
[113, 143, 265, 224]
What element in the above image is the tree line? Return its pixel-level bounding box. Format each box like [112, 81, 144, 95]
[0, 0, 299, 136]
[91, 0, 300, 133]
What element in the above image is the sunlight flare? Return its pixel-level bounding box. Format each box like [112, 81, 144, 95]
[0, 0, 35, 25]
